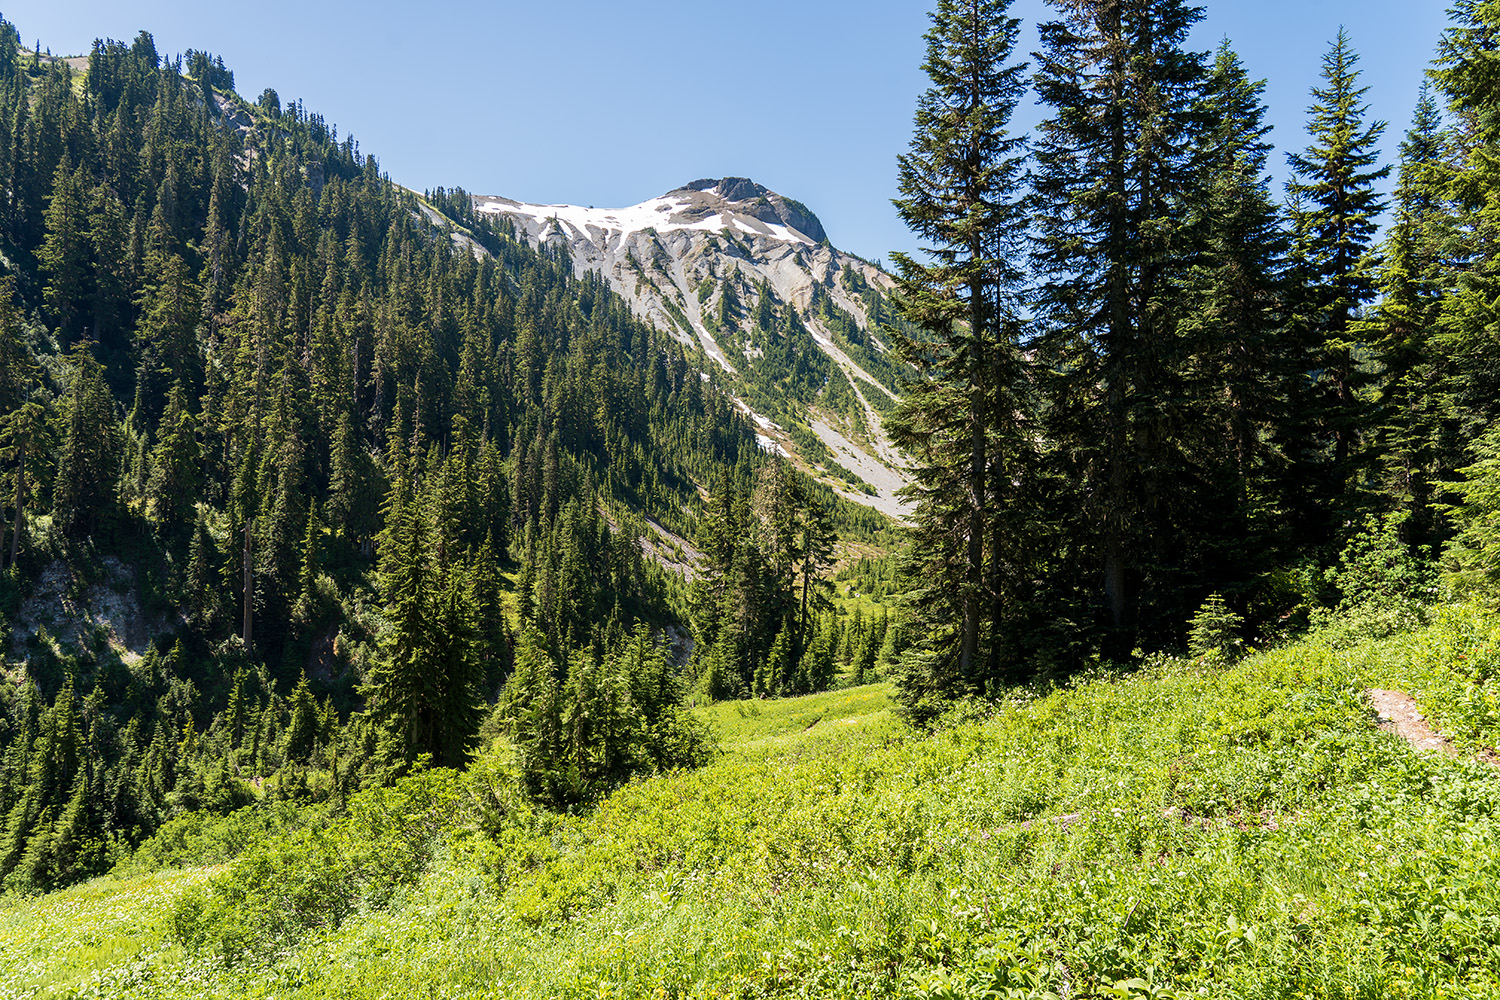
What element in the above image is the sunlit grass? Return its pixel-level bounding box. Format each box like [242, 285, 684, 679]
[0, 867, 220, 997]
[7, 606, 1500, 998]
[694, 680, 893, 748]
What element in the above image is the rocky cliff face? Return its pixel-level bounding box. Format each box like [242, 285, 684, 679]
[472, 179, 910, 518]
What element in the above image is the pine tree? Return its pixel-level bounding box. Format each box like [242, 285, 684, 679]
[53, 344, 120, 537]
[283, 674, 318, 765]
[131, 251, 201, 428]
[0, 276, 35, 415]
[1283, 28, 1390, 541]
[294, 501, 321, 619]
[469, 533, 511, 693]
[369, 492, 438, 763]
[1183, 41, 1290, 577]
[326, 410, 380, 549]
[0, 398, 52, 570]
[1032, 0, 1213, 655]
[1365, 86, 1458, 543]
[498, 624, 565, 803]
[889, 0, 1034, 690]
[143, 380, 200, 535]
[185, 509, 221, 626]
[88, 186, 132, 360]
[430, 564, 483, 768]
[38, 156, 88, 343]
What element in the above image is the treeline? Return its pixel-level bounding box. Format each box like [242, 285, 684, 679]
[0, 26, 864, 893]
[891, 0, 1500, 719]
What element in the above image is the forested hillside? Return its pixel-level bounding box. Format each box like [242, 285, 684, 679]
[0, 25, 898, 894]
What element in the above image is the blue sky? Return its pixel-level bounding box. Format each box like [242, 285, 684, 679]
[7, 0, 1452, 264]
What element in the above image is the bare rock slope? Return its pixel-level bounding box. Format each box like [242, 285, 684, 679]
[473, 179, 911, 518]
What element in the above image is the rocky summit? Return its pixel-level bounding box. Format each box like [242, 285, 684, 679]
[472, 179, 911, 518]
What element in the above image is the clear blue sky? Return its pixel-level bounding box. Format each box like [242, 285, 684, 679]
[7, 0, 1452, 264]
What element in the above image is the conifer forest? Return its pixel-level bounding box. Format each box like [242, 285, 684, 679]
[6, 1, 1500, 997]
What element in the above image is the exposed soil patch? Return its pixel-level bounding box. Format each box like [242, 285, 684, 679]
[1367, 688, 1500, 764]
[8, 557, 176, 666]
[1368, 688, 1457, 755]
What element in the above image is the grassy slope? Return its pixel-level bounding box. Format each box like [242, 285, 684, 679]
[6, 608, 1500, 999]
[0, 867, 218, 996]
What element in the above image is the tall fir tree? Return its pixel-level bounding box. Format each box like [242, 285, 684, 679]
[143, 379, 201, 535]
[38, 156, 89, 344]
[53, 344, 120, 537]
[888, 0, 1037, 706]
[1282, 28, 1390, 545]
[1179, 41, 1292, 583]
[1365, 86, 1459, 545]
[1031, 0, 1215, 654]
[0, 398, 52, 569]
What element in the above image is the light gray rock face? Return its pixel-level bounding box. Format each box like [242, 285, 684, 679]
[471, 180, 911, 520]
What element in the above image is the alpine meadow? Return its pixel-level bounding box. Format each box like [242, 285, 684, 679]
[4, 0, 1500, 996]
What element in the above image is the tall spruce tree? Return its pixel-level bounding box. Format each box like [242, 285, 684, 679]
[369, 492, 439, 764]
[38, 156, 88, 344]
[889, 0, 1035, 706]
[1031, 0, 1214, 654]
[1282, 28, 1390, 543]
[1365, 86, 1458, 543]
[1179, 41, 1291, 582]
[0, 398, 52, 569]
[53, 344, 120, 537]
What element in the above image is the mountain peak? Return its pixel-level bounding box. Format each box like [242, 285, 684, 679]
[669, 178, 827, 244]
[466, 180, 905, 516]
[677, 177, 769, 202]
[474, 178, 827, 247]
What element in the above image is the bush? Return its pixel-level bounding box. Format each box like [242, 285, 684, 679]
[117, 800, 319, 875]
[1312, 513, 1439, 647]
[170, 764, 463, 963]
[1443, 422, 1500, 604]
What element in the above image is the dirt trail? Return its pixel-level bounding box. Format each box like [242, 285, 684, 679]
[1367, 688, 1499, 764]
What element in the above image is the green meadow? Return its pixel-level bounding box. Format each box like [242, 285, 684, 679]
[5, 603, 1500, 999]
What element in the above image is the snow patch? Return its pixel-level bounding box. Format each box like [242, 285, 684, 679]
[755, 432, 787, 456]
[476, 195, 816, 246]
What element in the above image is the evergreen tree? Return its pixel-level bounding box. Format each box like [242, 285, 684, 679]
[430, 564, 483, 768]
[53, 344, 120, 537]
[469, 534, 511, 693]
[1032, 0, 1214, 656]
[0, 276, 35, 415]
[369, 492, 438, 763]
[143, 380, 200, 535]
[131, 251, 201, 428]
[283, 674, 319, 765]
[1365, 86, 1458, 544]
[38, 156, 88, 343]
[0, 398, 52, 570]
[326, 410, 380, 549]
[1283, 28, 1390, 541]
[1432, 1, 1500, 437]
[88, 185, 133, 360]
[889, 0, 1034, 692]
[1181, 41, 1291, 582]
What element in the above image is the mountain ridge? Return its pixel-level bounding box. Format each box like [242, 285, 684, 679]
[468, 178, 913, 518]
